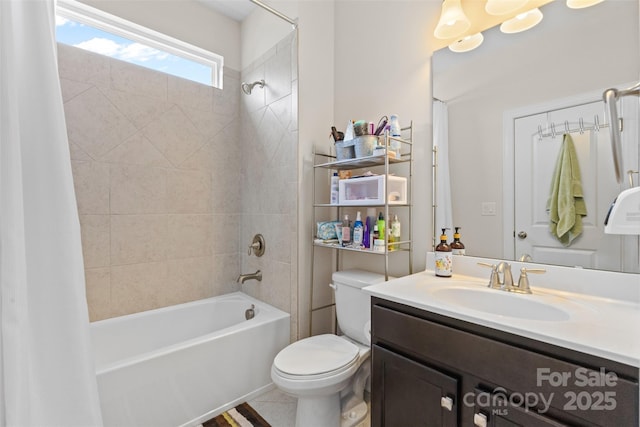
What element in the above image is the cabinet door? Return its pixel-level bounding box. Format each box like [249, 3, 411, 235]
[372, 345, 458, 427]
[471, 388, 569, 427]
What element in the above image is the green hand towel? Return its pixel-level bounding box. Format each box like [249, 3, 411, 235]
[546, 133, 587, 246]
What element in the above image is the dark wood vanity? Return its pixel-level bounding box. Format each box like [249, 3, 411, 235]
[371, 297, 639, 427]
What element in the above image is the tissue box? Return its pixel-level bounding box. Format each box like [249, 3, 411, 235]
[338, 175, 407, 205]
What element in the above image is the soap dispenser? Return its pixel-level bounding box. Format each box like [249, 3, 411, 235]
[435, 228, 452, 277]
[450, 227, 465, 255]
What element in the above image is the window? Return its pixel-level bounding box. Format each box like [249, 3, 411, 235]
[55, 0, 223, 88]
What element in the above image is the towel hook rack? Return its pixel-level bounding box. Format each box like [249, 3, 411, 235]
[564, 120, 570, 134]
[578, 117, 585, 134]
[537, 125, 543, 141]
[594, 115, 601, 132]
[550, 122, 557, 138]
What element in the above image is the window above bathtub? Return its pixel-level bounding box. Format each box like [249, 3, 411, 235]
[55, 0, 224, 89]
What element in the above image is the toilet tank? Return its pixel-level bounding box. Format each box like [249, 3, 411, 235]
[332, 270, 389, 345]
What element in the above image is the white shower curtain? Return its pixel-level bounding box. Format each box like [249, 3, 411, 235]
[433, 100, 453, 236]
[0, 0, 103, 425]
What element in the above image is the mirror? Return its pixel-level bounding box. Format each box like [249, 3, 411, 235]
[432, 0, 639, 273]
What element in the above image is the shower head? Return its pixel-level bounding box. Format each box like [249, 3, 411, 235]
[241, 79, 265, 95]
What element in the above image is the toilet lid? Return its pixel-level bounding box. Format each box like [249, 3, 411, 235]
[273, 334, 359, 376]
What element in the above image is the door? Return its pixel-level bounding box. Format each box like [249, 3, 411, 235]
[371, 345, 458, 427]
[514, 100, 639, 272]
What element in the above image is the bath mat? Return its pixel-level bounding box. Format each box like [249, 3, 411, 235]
[203, 402, 271, 427]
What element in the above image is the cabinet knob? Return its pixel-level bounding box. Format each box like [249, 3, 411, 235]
[473, 412, 488, 427]
[440, 396, 454, 411]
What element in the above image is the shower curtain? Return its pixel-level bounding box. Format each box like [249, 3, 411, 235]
[433, 100, 453, 238]
[0, 0, 103, 425]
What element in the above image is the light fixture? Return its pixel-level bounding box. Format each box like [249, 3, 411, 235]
[485, 0, 529, 16]
[500, 8, 543, 33]
[434, 0, 471, 40]
[566, 0, 604, 9]
[448, 33, 484, 52]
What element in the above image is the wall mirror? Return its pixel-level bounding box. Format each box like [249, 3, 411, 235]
[432, 0, 639, 273]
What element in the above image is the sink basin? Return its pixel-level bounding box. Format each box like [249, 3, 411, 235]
[430, 287, 571, 321]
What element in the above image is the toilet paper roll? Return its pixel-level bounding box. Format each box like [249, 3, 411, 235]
[364, 320, 371, 344]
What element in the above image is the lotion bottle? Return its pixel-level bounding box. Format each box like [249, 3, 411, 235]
[450, 227, 465, 255]
[435, 228, 452, 277]
[353, 211, 364, 248]
[342, 214, 351, 247]
[389, 214, 401, 251]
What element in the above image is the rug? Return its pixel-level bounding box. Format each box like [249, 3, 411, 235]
[203, 402, 271, 427]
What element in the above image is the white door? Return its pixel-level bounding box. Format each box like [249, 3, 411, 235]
[514, 100, 639, 272]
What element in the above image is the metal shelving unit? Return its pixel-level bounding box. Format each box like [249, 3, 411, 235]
[309, 123, 414, 335]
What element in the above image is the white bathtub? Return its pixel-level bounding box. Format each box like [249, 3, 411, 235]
[91, 292, 290, 427]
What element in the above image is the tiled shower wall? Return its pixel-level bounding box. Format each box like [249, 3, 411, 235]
[239, 31, 299, 340]
[58, 43, 242, 320]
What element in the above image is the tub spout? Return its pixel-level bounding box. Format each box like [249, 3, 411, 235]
[237, 270, 262, 283]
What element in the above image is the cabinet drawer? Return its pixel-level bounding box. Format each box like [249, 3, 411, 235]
[372, 304, 638, 426]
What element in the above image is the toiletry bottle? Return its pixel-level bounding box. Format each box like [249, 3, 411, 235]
[342, 214, 351, 247]
[389, 214, 401, 251]
[435, 228, 452, 277]
[353, 211, 364, 248]
[377, 212, 385, 244]
[389, 114, 401, 157]
[450, 227, 465, 255]
[366, 208, 376, 249]
[372, 225, 380, 250]
[363, 215, 370, 249]
[330, 172, 339, 205]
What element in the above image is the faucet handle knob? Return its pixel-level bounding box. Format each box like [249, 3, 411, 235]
[477, 262, 501, 289]
[514, 267, 546, 294]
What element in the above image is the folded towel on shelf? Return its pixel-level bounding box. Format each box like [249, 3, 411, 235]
[546, 133, 587, 246]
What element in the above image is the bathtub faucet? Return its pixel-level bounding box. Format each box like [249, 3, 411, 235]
[237, 270, 262, 284]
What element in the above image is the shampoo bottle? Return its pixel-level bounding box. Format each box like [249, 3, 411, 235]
[353, 211, 364, 248]
[365, 208, 376, 249]
[450, 227, 465, 255]
[435, 228, 452, 277]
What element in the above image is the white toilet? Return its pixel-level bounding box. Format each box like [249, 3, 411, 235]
[271, 269, 387, 427]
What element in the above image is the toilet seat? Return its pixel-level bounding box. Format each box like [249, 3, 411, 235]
[273, 334, 359, 380]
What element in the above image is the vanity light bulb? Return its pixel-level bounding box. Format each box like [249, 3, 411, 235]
[566, 0, 604, 8]
[434, 0, 471, 39]
[500, 7, 543, 33]
[448, 32, 484, 53]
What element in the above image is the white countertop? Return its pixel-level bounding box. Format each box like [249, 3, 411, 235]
[364, 256, 640, 368]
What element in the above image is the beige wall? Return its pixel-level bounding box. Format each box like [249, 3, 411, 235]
[239, 31, 299, 340]
[58, 44, 242, 320]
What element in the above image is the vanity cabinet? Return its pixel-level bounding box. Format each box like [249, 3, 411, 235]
[371, 297, 639, 427]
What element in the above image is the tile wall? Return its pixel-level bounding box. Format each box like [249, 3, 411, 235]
[239, 31, 299, 340]
[58, 43, 243, 320]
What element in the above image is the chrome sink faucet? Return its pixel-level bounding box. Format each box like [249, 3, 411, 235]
[478, 262, 546, 294]
[478, 262, 512, 290]
[237, 270, 262, 284]
[496, 262, 514, 290]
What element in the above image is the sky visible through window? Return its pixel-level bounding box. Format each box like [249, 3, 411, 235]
[55, 16, 213, 86]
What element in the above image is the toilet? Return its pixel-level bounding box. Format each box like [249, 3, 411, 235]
[271, 269, 387, 427]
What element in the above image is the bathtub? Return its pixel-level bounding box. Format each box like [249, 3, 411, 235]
[91, 292, 290, 427]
